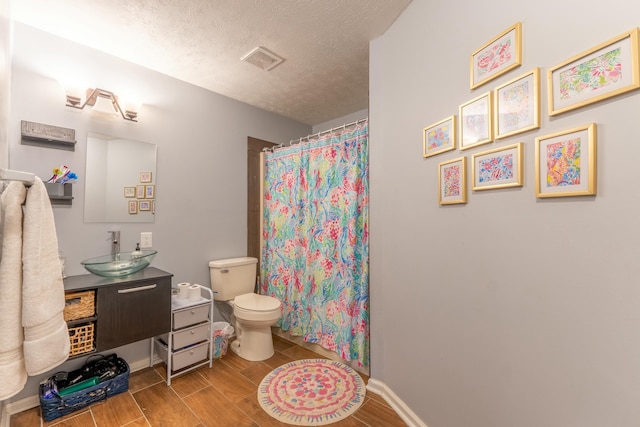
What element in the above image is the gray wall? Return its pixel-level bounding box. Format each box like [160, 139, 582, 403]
[8, 23, 310, 400]
[370, 1, 640, 426]
[312, 108, 368, 134]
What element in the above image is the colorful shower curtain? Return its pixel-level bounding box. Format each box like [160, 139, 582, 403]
[261, 121, 369, 367]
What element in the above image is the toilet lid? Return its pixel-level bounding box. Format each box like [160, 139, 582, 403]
[234, 293, 280, 311]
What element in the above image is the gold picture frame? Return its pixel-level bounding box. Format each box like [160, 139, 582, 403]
[145, 185, 155, 199]
[459, 91, 493, 151]
[535, 124, 597, 198]
[470, 22, 522, 89]
[140, 171, 153, 183]
[472, 143, 523, 191]
[423, 115, 456, 158]
[495, 68, 540, 140]
[139, 200, 151, 211]
[548, 28, 640, 116]
[438, 157, 467, 205]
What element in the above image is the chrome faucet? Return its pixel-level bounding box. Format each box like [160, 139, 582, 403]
[108, 231, 120, 260]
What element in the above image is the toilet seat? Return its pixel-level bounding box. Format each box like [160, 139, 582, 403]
[234, 293, 280, 311]
[233, 293, 281, 322]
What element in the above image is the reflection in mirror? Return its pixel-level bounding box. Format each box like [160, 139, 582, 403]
[84, 132, 157, 223]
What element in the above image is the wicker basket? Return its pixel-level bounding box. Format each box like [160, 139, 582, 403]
[68, 322, 95, 356]
[39, 356, 129, 422]
[64, 291, 95, 321]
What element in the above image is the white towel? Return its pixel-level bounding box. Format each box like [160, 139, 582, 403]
[0, 182, 28, 400]
[22, 177, 69, 375]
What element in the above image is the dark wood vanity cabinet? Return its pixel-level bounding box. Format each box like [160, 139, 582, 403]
[96, 274, 171, 351]
[64, 267, 172, 355]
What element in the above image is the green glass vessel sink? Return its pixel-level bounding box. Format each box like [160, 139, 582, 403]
[81, 250, 157, 277]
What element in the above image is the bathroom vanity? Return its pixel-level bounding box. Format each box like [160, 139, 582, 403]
[63, 267, 172, 356]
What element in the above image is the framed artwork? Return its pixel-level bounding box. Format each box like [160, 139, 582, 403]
[470, 22, 522, 89]
[140, 171, 153, 183]
[472, 143, 523, 191]
[548, 28, 640, 116]
[152, 200, 156, 214]
[145, 185, 155, 199]
[139, 200, 151, 211]
[124, 187, 135, 198]
[460, 91, 493, 150]
[423, 115, 456, 158]
[495, 68, 540, 139]
[136, 185, 145, 199]
[128, 200, 138, 214]
[438, 157, 467, 205]
[535, 124, 597, 198]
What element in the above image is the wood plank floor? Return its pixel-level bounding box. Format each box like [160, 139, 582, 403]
[11, 336, 407, 426]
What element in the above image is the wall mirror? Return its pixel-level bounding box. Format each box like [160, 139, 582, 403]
[84, 132, 157, 223]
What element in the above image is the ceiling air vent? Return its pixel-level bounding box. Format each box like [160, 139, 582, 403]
[241, 46, 284, 71]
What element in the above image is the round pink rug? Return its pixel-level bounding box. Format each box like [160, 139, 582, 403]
[258, 358, 366, 425]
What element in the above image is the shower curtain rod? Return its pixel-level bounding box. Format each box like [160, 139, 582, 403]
[264, 117, 368, 152]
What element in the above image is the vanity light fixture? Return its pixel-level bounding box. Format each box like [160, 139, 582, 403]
[65, 88, 139, 122]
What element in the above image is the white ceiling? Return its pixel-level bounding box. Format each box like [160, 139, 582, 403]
[11, 0, 411, 126]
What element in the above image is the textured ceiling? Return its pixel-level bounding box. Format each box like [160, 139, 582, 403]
[11, 0, 411, 125]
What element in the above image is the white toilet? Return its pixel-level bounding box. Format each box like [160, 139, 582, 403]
[209, 257, 281, 361]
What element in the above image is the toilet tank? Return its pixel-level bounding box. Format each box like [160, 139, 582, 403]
[208, 257, 258, 301]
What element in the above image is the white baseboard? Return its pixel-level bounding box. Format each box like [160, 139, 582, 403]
[366, 378, 428, 427]
[0, 401, 9, 427]
[128, 355, 162, 373]
[1, 394, 39, 425]
[0, 354, 159, 427]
